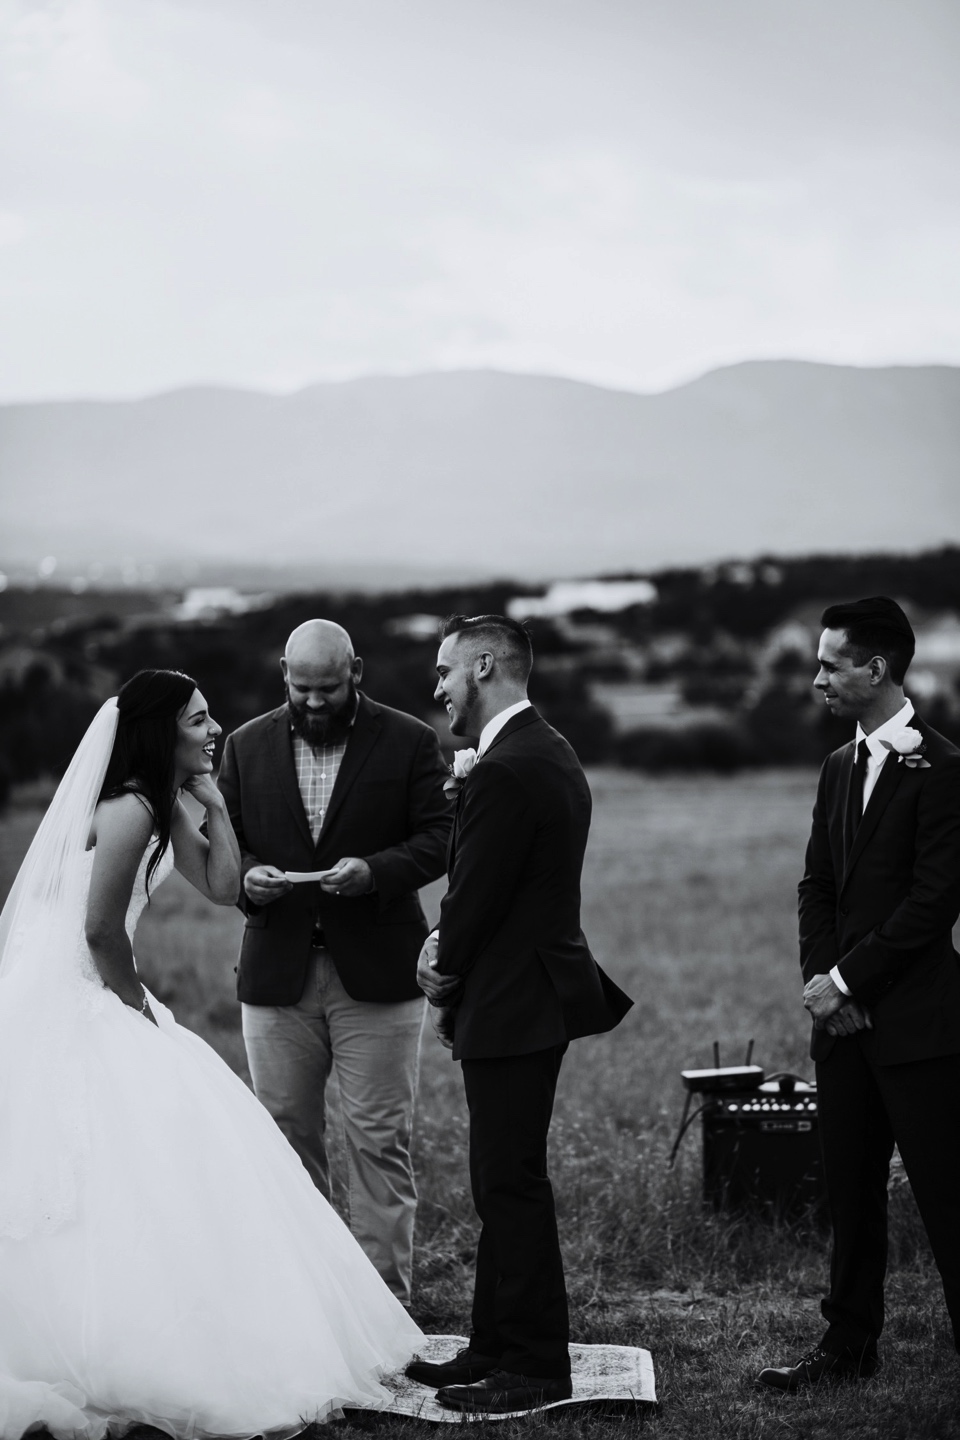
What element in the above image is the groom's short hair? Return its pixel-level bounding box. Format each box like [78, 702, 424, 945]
[440, 614, 534, 684]
[821, 595, 915, 685]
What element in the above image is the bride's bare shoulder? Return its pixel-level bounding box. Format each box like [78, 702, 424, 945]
[87, 790, 156, 850]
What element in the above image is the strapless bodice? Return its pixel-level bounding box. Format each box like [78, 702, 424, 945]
[81, 841, 175, 941]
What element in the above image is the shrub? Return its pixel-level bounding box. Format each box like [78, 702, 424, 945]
[617, 723, 754, 774]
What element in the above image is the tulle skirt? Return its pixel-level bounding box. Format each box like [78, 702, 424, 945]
[0, 986, 422, 1439]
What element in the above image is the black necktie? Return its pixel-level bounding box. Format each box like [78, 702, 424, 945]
[846, 738, 869, 846]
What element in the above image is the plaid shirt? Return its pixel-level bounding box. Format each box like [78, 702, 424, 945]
[291, 724, 351, 844]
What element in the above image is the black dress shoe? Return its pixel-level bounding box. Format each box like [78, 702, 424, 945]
[405, 1346, 499, 1387]
[757, 1343, 878, 1392]
[436, 1369, 573, 1413]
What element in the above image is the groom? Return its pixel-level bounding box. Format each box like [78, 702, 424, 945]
[758, 596, 960, 1391]
[407, 614, 632, 1414]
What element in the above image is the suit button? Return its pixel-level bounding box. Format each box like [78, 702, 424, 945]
[839, 905, 849, 916]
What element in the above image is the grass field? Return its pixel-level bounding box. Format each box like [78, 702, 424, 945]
[2, 768, 958, 1440]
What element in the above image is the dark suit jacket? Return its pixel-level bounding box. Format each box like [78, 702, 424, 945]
[218, 693, 451, 1005]
[798, 713, 960, 1065]
[436, 707, 633, 1060]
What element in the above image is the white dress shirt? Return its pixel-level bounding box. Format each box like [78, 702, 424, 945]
[477, 699, 533, 756]
[855, 698, 914, 811]
[830, 698, 914, 997]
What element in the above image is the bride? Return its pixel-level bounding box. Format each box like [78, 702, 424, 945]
[0, 670, 422, 1440]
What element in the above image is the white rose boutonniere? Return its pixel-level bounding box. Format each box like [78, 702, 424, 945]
[880, 727, 931, 769]
[444, 747, 478, 799]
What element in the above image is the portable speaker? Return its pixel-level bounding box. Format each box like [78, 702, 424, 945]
[701, 1079, 825, 1218]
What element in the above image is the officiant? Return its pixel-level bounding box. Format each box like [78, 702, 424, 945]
[216, 619, 451, 1306]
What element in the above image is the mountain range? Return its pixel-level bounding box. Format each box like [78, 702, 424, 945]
[2, 361, 958, 583]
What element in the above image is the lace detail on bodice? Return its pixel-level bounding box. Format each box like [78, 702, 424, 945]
[122, 841, 176, 939]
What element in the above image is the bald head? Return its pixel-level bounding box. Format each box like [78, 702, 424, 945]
[281, 619, 362, 744]
[284, 618, 355, 669]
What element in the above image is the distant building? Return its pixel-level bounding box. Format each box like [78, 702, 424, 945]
[914, 613, 960, 667]
[508, 579, 657, 620]
[908, 614, 960, 708]
[171, 587, 272, 622]
[383, 614, 444, 641]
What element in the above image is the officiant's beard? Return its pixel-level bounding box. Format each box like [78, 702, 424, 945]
[287, 680, 357, 746]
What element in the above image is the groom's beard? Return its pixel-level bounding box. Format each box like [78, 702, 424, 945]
[448, 674, 481, 737]
[287, 680, 357, 746]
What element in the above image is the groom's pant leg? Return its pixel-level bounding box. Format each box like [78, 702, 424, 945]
[462, 1045, 570, 1379]
[817, 1034, 894, 1359]
[321, 953, 425, 1307]
[241, 950, 334, 1199]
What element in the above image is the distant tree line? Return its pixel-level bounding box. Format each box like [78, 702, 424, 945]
[1, 546, 958, 804]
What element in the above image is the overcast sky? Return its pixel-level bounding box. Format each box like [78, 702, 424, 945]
[1, 0, 959, 401]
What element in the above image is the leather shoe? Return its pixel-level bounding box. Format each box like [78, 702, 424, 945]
[437, 1369, 573, 1413]
[757, 1343, 878, 1392]
[405, 1347, 499, 1387]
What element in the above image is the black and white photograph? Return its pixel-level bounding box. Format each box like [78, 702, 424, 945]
[1, 2, 959, 1436]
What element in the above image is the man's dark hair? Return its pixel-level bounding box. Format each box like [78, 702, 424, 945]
[439, 613, 534, 684]
[821, 595, 915, 685]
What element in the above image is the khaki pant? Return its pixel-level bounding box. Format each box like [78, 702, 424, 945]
[242, 948, 425, 1304]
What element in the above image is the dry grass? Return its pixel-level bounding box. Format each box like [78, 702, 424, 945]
[2, 767, 957, 1438]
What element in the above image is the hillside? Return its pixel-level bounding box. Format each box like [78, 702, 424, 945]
[2, 362, 958, 578]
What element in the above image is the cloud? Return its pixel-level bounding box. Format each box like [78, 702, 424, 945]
[2, 0, 150, 121]
[0, 0, 958, 399]
[0, 211, 28, 245]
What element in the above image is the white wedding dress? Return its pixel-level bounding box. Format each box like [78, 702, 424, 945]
[0, 843, 422, 1440]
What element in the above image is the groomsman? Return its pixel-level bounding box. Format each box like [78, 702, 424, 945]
[217, 619, 451, 1304]
[758, 596, 960, 1391]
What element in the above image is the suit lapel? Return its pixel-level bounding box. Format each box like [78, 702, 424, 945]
[316, 693, 382, 845]
[268, 711, 314, 851]
[835, 742, 856, 868]
[479, 705, 541, 760]
[841, 749, 906, 885]
[446, 789, 463, 873]
[445, 708, 540, 875]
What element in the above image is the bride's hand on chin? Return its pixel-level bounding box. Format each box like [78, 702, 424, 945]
[181, 773, 222, 809]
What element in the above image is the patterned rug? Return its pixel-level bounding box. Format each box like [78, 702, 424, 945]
[376, 1335, 657, 1421]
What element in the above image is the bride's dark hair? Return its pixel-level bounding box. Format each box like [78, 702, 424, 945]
[99, 669, 198, 891]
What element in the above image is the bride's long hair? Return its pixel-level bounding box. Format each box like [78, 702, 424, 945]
[99, 669, 197, 891]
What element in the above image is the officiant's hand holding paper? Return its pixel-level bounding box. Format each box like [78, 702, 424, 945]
[318, 857, 375, 896]
[244, 864, 294, 905]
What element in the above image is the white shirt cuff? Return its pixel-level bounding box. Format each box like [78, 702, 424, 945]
[830, 965, 851, 997]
